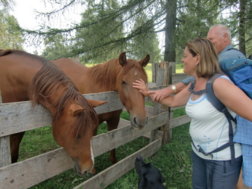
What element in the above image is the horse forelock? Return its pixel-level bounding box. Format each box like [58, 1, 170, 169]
[120, 60, 147, 79]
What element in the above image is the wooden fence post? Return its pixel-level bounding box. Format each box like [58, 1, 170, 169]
[151, 62, 173, 144]
[0, 91, 12, 167]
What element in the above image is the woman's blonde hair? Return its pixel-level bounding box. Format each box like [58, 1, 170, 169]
[186, 38, 221, 78]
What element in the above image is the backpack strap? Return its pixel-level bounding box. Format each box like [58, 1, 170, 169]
[193, 73, 236, 161]
[206, 74, 225, 112]
[188, 82, 206, 95]
[206, 74, 236, 123]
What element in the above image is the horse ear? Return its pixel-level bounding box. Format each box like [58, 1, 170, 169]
[87, 99, 107, 107]
[119, 52, 127, 66]
[140, 54, 150, 67]
[70, 104, 84, 116]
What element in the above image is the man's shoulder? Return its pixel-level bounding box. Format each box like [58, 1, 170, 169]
[219, 45, 246, 62]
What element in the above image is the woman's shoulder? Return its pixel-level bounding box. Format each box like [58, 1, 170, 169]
[211, 74, 236, 99]
[215, 74, 231, 81]
[207, 74, 232, 87]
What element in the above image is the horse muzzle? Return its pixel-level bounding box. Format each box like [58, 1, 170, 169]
[74, 161, 96, 175]
[130, 115, 148, 129]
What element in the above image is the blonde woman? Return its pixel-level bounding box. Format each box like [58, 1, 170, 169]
[133, 38, 252, 189]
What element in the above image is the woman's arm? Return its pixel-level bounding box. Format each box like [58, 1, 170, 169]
[159, 84, 191, 107]
[132, 79, 187, 101]
[133, 79, 191, 107]
[213, 77, 252, 121]
[147, 82, 187, 101]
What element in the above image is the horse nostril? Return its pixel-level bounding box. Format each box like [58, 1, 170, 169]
[133, 117, 138, 125]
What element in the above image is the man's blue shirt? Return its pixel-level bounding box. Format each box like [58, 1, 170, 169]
[219, 45, 252, 145]
[218, 45, 245, 62]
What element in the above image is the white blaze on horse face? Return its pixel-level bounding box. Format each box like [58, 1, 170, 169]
[134, 71, 138, 76]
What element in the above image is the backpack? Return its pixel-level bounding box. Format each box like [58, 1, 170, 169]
[220, 58, 252, 98]
[203, 56, 252, 160]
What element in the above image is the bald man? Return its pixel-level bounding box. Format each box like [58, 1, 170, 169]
[208, 24, 252, 189]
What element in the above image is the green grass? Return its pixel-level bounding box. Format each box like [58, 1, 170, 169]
[19, 108, 192, 189]
[176, 64, 184, 73]
[19, 126, 59, 160]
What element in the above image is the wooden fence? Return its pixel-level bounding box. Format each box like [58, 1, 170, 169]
[0, 62, 189, 189]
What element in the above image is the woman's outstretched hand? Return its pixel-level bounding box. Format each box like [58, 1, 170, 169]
[132, 79, 150, 96]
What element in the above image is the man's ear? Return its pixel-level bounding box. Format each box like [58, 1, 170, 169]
[87, 99, 107, 107]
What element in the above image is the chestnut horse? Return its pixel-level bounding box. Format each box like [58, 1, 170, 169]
[52, 52, 150, 163]
[0, 49, 104, 174]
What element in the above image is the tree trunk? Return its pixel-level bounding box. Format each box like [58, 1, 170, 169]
[164, 0, 177, 62]
[238, 0, 246, 55]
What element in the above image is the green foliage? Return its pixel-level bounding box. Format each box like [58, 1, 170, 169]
[129, 12, 161, 63]
[175, 0, 219, 59]
[0, 9, 24, 49]
[42, 33, 72, 60]
[73, 0, 125, 63]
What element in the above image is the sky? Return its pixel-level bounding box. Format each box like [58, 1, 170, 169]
[11, 0, 83, 29]
[10, 0, 83, 53]
[10, 0, 165, 54]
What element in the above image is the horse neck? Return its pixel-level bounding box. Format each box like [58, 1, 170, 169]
[40, 87, 67, 116]
[89, 59, 121, 91]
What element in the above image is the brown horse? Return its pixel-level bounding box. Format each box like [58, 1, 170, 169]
[52, 52, 150, 163]
[0, 49, 104, 174]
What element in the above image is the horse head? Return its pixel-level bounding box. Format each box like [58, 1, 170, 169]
[52, 98, 105, 175]
[117, 52, 150, 129]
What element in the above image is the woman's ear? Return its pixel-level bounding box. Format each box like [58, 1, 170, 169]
[195, 54, 200, 65]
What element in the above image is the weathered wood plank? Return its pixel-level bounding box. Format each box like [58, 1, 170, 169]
[117, 118, 130, 128]
[0, 91, 11, 167]
[172, 73, 188, 83]
[0, 91, 122, 137]
[170, 115, 191, 128]
[0, 137, 11, 167]
[74, 138, 162, 189]
[92, 112, 168, 157]
[0, 148, 73, 189]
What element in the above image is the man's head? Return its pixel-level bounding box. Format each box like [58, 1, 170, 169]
[207, 24, 232, 54]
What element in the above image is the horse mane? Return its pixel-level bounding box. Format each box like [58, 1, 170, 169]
[88, 58, 145, 89]
[88, 58, 120, 90]
[29, 55, 98, 138]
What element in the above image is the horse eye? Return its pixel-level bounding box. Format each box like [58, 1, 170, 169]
[122, 81, 127, 85]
